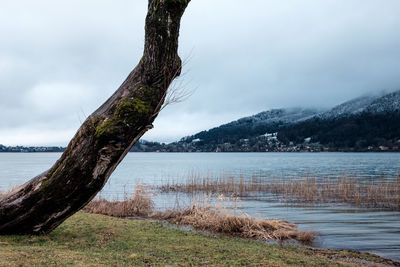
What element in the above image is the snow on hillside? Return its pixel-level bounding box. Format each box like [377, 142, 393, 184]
[187, 90, 400, 143]
[365, 90, 400, 113]
[319, 90, 400, 119]
[318, 95, 379, 119]
[231, 108, 322, 126]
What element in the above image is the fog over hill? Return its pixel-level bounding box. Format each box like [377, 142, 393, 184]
[229, 108, 322, 126]
[319, 95, 379, 119]
[185, 90, 400, 142]
[319, 90, 400, 119]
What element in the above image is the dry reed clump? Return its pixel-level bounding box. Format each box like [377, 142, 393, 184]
[83, 185, 154, 217]
[154, 204, 316, 243]
[158, 174, 400, 210]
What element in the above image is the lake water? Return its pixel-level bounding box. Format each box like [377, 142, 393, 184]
[1, 152, 400, 261]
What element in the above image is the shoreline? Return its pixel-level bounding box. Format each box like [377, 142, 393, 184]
[1, 212, 398, 267]
[125, 214, 400, 266]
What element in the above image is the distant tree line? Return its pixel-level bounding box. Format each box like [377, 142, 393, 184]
[3, 111, 400, 153]
[0, 145, 65, 153]
[130, 110, 400, 152]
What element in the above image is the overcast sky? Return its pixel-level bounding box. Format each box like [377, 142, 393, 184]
[1, 0, 399, 146]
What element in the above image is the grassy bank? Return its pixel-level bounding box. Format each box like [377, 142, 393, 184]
[84, 186, 316, 243]
[0, 212, 397, 267]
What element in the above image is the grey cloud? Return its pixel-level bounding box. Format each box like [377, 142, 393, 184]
[1, 0, 399, 144]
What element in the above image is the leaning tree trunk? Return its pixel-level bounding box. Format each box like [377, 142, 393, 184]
[0, 0, 190, 235]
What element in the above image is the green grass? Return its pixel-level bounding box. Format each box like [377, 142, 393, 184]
[0, 212, 395, 266]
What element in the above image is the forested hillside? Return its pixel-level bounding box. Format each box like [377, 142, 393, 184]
[132, 90, 400, 152]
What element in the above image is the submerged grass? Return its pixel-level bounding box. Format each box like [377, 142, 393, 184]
[1, 212, 396, 267]
[158, 174, 400, 210]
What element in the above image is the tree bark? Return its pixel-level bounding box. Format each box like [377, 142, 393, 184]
[0, 0, 190, 235]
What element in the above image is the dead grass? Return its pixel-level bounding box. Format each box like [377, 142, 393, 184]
[83, 185, 154, 217]
[266, 176, 400, 210]
[158, 174, 400, 210]
[154, 204, 316, 243]
[84, 185, 316, 243]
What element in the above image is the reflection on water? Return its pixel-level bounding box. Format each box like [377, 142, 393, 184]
[0, 152, 399, 261]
